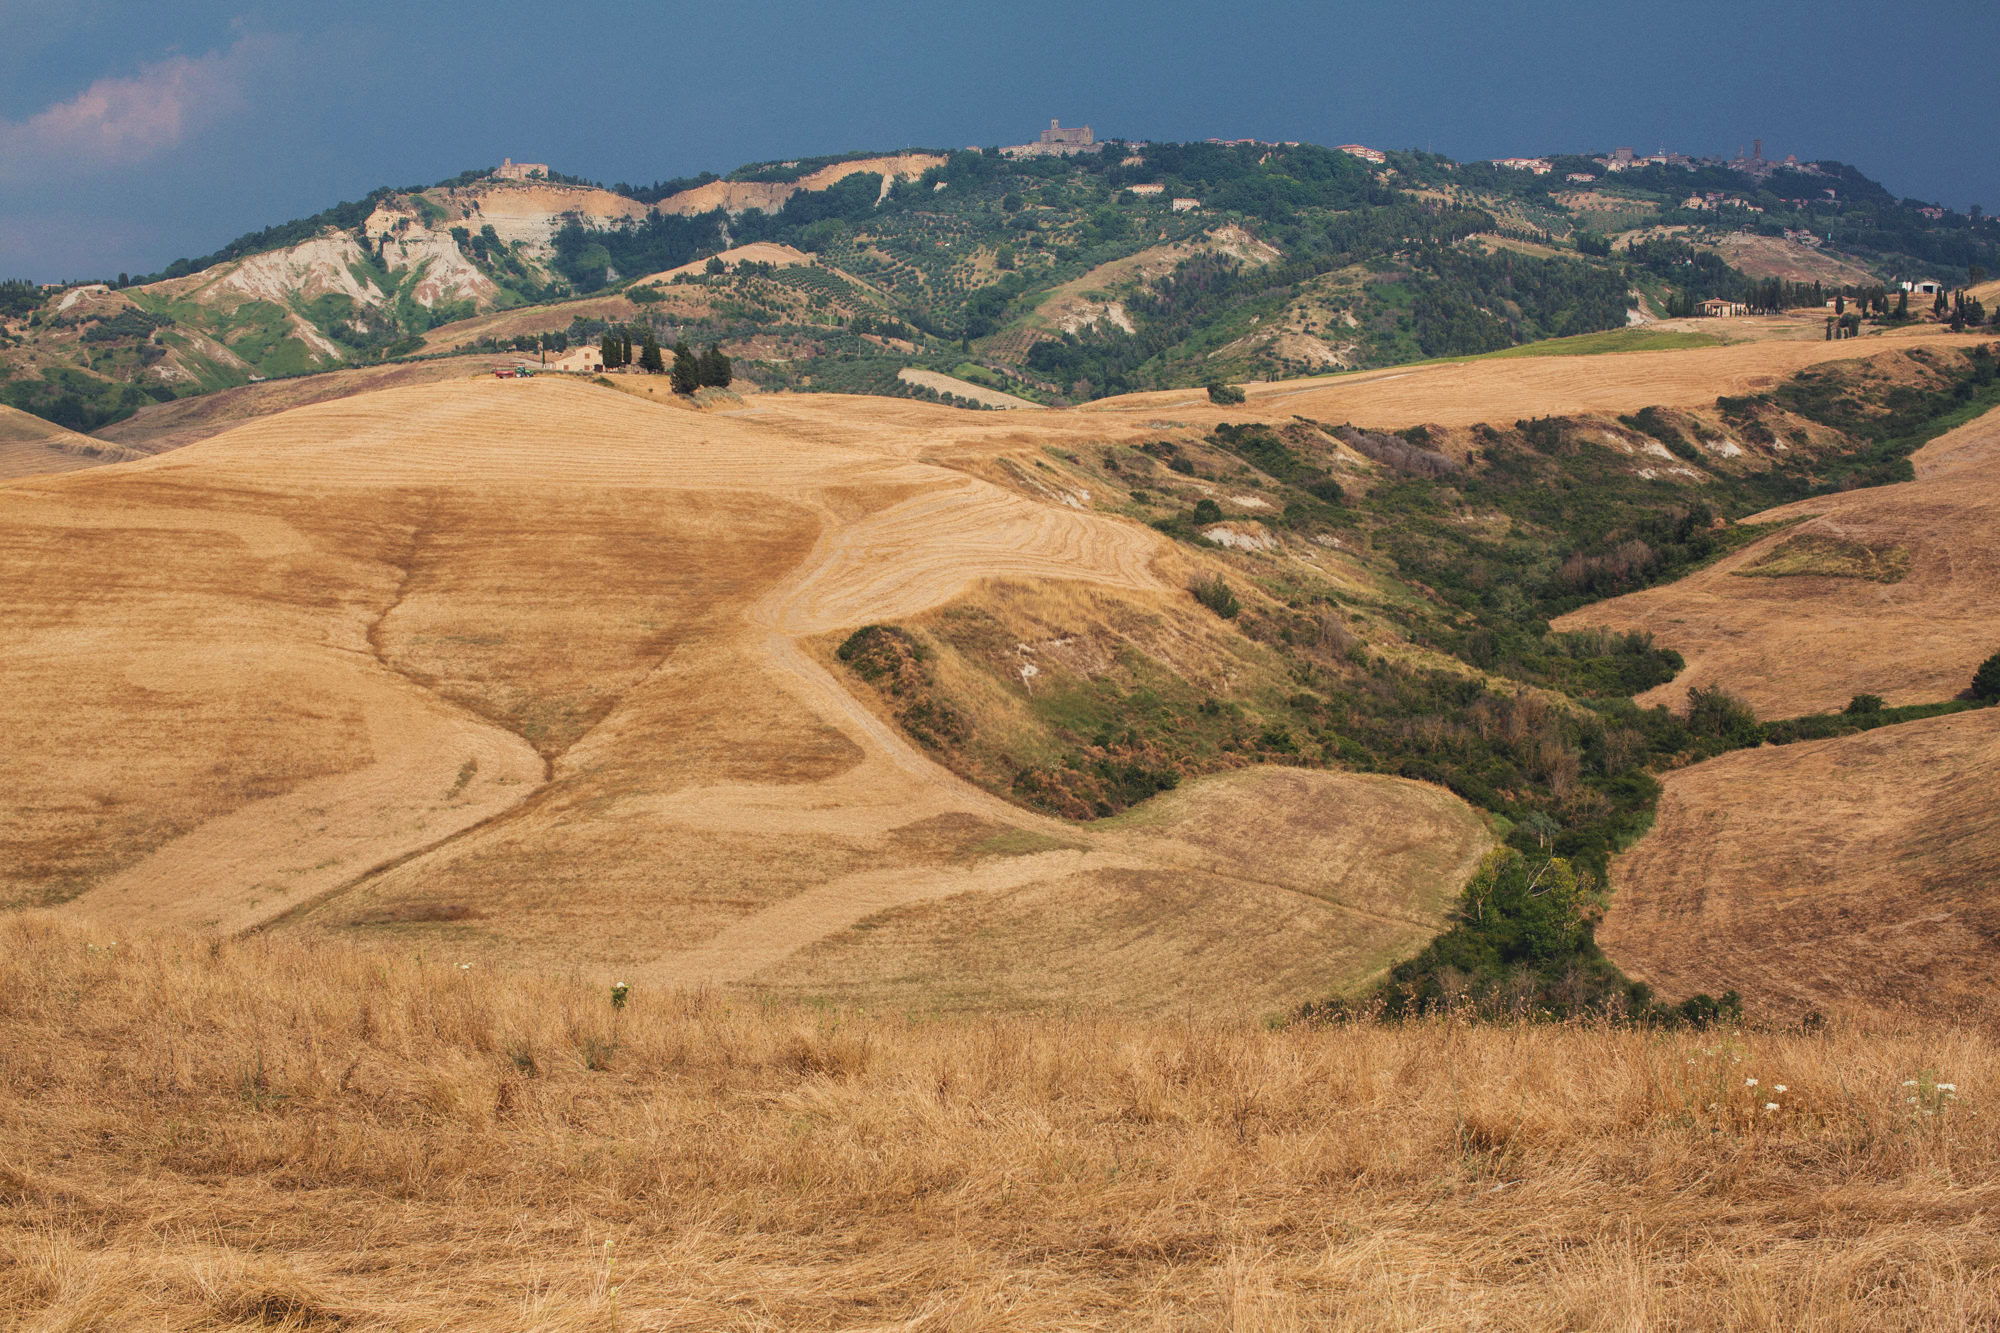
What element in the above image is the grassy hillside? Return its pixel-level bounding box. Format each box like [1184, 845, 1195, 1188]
[6, 916, 1997, 1330]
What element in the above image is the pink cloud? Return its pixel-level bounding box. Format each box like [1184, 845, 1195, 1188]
[0, 34, 285, 178]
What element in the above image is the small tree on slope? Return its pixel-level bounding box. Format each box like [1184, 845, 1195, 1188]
[1972, 651, 2000, 702]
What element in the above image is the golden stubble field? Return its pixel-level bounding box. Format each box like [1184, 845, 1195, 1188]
[1, 374, 1495, 1015]
[5, 328, 1990, 1021]
[1561, 400, 2000, 1023]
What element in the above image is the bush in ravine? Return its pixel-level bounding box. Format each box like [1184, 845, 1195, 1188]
[1206, 381, 1246, 405]
[1845, 693, 1887, 715]
[1972, 650, 2000, 702]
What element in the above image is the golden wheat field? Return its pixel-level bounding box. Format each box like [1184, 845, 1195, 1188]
[4, 918, 1997, 1332]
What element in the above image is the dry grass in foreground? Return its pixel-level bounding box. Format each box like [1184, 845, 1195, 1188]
[4, 917, 1997, 1331]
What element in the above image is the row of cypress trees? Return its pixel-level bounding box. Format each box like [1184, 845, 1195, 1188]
[597, 330, 732, 392]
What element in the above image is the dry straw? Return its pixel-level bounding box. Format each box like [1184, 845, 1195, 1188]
[3, 915, 1996, 1330]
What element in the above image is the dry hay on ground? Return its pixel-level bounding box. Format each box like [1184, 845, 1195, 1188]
[5, 917, 1998, 1331]
[418, 295, 640, 353]
[2, 375, 1485, 1012]
[632, 241, 815, 286]
[1604, 706, 2000, 1025]
[1556, 402, 2000, 715]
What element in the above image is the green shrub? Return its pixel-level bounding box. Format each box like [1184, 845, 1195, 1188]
[1206, 381, 1246, 405]
[1191, 498, 1223, 525]
[1973, 651, 2000, 702]
[1190, 574, 1241, 619]
[1682, 684, 1763, 748]
[1845, 693, 1886, 714]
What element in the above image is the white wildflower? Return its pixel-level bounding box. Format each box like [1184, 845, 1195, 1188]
[1903, 1079, 1918, 1087]
[1744, 1077, 1758, 1087]
[1765, 1102, 1779, 1111]
[1938, 1083, 1957, 1093]
[1774, 1085, 1787, 1094]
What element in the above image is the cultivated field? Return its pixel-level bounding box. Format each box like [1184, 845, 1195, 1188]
[2, 376, 1489, 1012]
[1558, 399, 2000, 715]
[1604, 706, 2000, 1025]
[0, 404, 144, 480]
[1088, 327, 1964, 429]
[91, 356, 505, 454]
[6, 918, 1996, 1331]
[1563, 399, 2000, 1020]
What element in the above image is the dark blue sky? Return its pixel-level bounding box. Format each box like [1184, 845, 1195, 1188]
[4, 0, 1995, 280]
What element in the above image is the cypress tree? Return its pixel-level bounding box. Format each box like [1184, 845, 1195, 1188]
[698, 342, 732, 388]
[599, 332, 620, 369]
[670, 340, 699, 394]
[640, 331, 664, 373]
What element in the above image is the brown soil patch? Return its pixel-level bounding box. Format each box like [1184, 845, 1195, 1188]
[1604, 707, 2000, 1024]
[652, 154, 945, 217]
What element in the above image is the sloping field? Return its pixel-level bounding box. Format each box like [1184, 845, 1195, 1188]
[418, 295, 641, 353]
[91, 356, 500, 454]
[3, 377, 1488, 1013]
[0, 404, 145, 480]
[633, 241, 815, 286]
[1604, 707, 2000, 1024]
[1556, 401, 2000, 714]
[1088, 328, 1963, 429]
[1712, 232, 1880, 286]
[895, 367, 1043, 409]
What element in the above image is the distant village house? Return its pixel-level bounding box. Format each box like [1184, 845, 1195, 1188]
[1492, 157, 1553, 175]
[1697, 299, 1749, 317]
[493, 158, 550, 181]
[1171, 197, 1202, 212]
[1126, 183, 1165, 196]
[1336, 144, 1386, 164]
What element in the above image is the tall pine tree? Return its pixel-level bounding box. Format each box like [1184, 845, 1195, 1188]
[640, 331, 664, 373]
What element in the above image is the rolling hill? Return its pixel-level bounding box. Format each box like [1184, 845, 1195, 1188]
[7, 138, 1994, 441]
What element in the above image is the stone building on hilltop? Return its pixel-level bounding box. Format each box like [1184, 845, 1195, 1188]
[493, 158, 550, 181]
[1003, 120, 1098, 158]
